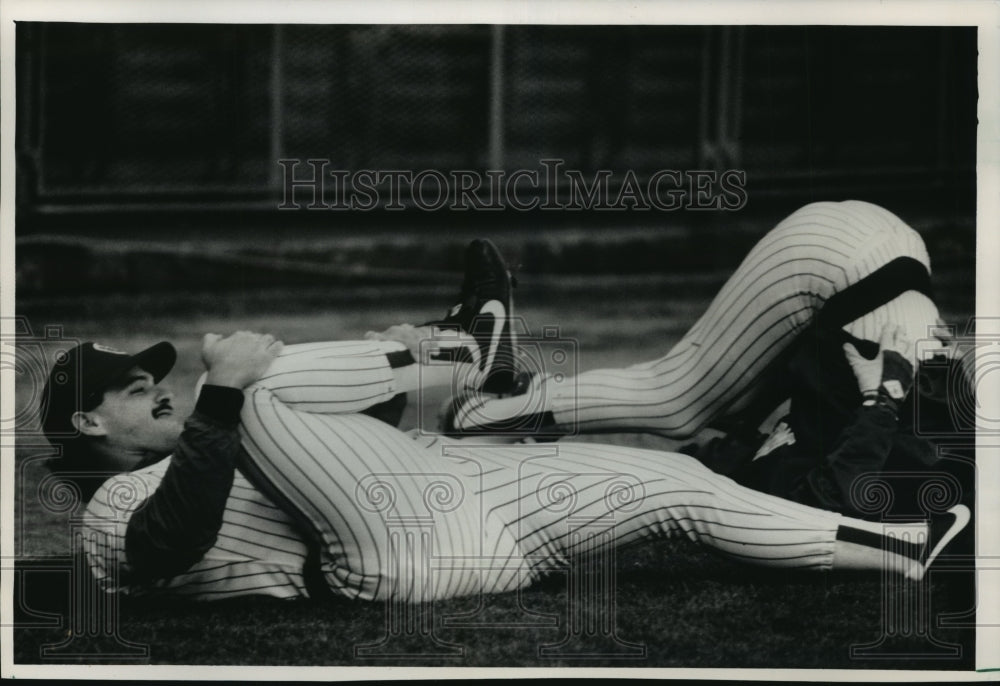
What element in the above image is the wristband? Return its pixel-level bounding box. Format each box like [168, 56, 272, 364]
[870, 388, 902, 419]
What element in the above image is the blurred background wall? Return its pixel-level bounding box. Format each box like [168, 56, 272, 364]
[14, 23, 977, 300]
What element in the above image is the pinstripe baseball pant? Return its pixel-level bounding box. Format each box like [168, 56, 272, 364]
[455, 200, 942, 438]
[236, 339, 910, 603]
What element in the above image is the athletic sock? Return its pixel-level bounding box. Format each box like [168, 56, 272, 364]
[831, 517, 929, 579]
[377, 337, 484, 393]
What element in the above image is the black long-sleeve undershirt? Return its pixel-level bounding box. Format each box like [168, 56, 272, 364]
[792, 402, 899, 513]
[123, 385, 245, 582]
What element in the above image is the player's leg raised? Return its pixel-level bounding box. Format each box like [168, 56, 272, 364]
[450, 200, 940, 439]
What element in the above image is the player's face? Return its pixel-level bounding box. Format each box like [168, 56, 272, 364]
[89, 366, 182, 469]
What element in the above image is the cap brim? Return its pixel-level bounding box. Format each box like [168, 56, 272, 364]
[101, 341, 177, 391]
[130, 342, 177, 383]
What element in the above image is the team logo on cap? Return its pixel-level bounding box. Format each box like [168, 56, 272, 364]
[93, 343, 129, 355]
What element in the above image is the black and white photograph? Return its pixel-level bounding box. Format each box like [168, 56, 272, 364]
[2, 0, 997, 678]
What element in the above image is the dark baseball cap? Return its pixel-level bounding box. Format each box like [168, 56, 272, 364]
[40, 341, 177, 439]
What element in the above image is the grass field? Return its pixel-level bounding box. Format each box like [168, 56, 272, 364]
[11, 275, 977, 669]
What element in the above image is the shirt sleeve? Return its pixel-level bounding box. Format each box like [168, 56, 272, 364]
[794, 402, 898, 514]
[123, 384, 245, 581]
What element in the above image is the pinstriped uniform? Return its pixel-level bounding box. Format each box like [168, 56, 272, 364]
[532, 200, 940, 437]
[239, 341, 533, 602]
[430, 437, 842, 574]
[83, 462, 310, 600]
[84, 338, 870, 603]
[236, 341, 847, 603]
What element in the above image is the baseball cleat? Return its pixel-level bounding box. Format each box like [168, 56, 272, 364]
[427, 239, 518, 394]
[906, 504, 970, 581]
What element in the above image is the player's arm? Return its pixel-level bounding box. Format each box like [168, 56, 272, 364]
[123, 332, 282, 581]
[793, 400, 900, 513]
[792, 324, 916, 513]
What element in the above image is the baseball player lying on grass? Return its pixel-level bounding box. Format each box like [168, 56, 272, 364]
[444, 200, 971, 518]
[41, 240, 967, 604]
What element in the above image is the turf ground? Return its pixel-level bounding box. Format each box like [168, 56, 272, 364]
[11, 274, 977, 669]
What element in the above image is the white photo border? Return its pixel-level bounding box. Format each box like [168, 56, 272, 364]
[2, 0, 997, 680]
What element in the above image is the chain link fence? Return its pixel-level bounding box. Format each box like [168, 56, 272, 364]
[16, 23, 976, 217]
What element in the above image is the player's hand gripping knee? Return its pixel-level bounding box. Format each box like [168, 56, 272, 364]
[202, 331, 284, 389]
[842, 323, 915, 416]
